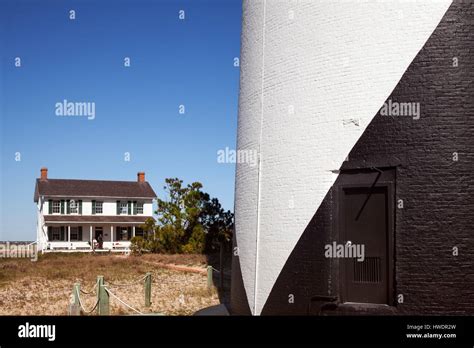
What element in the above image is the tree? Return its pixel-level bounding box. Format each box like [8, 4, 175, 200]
[140, 217, 157, 238]
[131, 177, 234, 254]
[155, 178, 207, 253]
[200, 195, 234, 253]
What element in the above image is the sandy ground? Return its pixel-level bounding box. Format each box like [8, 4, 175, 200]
[0, 253, 223, 315]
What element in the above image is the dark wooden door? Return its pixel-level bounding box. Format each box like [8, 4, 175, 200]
[341, 186, 390, 304]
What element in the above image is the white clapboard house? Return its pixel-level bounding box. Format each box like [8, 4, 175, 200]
[34, 168, 157, 252]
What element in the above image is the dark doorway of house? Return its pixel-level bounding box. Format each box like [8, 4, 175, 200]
[95, 227, 103, 240]
[337, 168, 394, 306]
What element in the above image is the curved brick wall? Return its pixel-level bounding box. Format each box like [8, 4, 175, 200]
[231, 0, 473, 315]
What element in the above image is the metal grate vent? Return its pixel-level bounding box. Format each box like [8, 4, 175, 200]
[353, 257, 381, 283]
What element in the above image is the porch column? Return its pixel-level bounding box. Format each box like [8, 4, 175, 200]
[132, 226, 136, 238]
[89, 226, 93, 249]
[111, 225, 114, 243]
[68, 225, 71, 249]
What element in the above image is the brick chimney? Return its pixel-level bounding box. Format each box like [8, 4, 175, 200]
[137, 172, 145, 183]
[40, 167, 48, 181]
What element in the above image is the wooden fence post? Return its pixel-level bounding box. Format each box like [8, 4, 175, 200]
[96, 275, 104, 315]
[70, 283, 81, 315]
[73, 283, 80, 304]
[144, 272, 152, 307]
[98, 284, 109, 315]
[219, 242, 224, 289]
[207, 265, 213, 290]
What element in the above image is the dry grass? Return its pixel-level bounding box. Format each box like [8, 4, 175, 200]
[0, 253, 220, 315]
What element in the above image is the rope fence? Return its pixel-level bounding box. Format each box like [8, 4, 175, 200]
[79, 282, 97, 295]
[104, 286, 144, 315]
[105, 274, 148, 287]
[75, 287, 100, 314]
[69, 263, 225, 315]
[69, 273, 152, 316]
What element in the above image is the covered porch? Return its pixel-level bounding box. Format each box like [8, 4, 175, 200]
[43, 216, 153, 252]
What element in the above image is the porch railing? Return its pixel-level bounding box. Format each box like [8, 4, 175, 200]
[46, 241, 132, 252]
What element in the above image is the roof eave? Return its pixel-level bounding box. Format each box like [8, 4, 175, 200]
[38, 195, 156, 200]
[33, 179, 39, 202]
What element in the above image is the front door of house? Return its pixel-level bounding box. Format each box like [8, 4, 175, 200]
[95, 227, 103, 239]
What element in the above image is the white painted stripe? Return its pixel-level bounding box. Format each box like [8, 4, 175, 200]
[234, 0, 267, 315]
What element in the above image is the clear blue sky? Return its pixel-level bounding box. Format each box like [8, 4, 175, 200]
[0, 0, 242, 241]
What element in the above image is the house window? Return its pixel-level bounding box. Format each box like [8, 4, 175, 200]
[121, 228, 128, 241]
[136, 202, 144, 214]
[70, 201, 78, 214]
[94, 202, 103, 214]
[52, 201, 61, 214]
[70, 227, 79, 241]
[120, 227, 129, 241]
[120, 202, 128, 215]
[52, 227, 61, 241]
[135, 227, 144, 237]
[116, 227, 131, 241]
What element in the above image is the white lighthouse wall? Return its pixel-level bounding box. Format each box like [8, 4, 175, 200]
[234, 0, 267, 313]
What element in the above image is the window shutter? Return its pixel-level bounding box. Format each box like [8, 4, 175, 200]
[92, 200, 96, 215]
[128, 201, 132, 215]
[48, 226, 52, 240]
[60, 200, 65, 214]
[78, 226, 83, 241]
[66, 200, 71, 214]
[79, 200, 82, 215]
[133, 201, 137, 215]
[116, 226, 120, 241]
[127, 227, 132, 240]
[48, 200, 52, 214]
[60, 226, 65, 241]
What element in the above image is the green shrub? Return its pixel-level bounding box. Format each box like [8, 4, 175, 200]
[130, 236, 148, 255]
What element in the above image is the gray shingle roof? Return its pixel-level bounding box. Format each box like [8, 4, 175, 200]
[34, 178, 157, 202]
